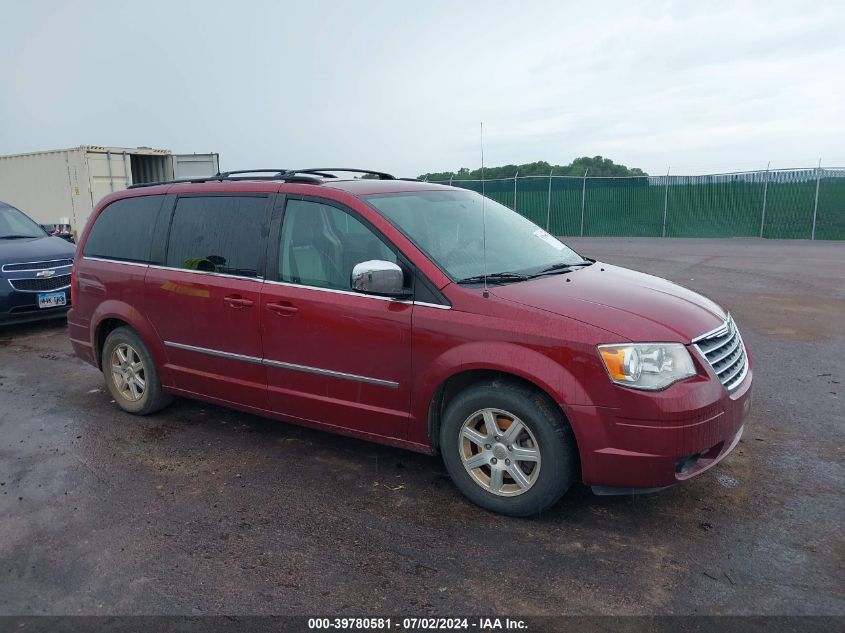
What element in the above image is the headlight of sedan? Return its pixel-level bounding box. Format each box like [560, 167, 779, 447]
[597, 343, 696, 391]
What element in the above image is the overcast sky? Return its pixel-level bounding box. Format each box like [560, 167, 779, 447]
[1, 0, 843, 176]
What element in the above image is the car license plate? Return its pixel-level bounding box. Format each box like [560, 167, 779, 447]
[37, 291, 67, 309]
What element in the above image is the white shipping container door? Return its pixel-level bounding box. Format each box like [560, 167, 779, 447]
[85, 151, 131, 213]
[173, 153, 219, 179]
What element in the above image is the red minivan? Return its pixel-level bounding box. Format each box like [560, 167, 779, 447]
[68, 168, 752, 516]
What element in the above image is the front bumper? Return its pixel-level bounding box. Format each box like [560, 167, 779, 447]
[566, 369, 752, 490]
[1, 262, 73, 326]
[0, 287, 71, 326]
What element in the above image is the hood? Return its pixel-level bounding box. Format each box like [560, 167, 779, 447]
[0, 235, 76, 265]
[490, 263, 726, 343]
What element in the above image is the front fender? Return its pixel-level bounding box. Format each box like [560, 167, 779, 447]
[409, 340, 599, 447]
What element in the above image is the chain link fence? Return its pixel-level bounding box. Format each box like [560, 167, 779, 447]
[427, 168, 845, 240]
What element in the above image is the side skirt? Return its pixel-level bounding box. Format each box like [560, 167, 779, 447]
[164, 386, 434, 455]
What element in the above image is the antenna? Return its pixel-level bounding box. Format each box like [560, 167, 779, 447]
[481, 122, 489, 298]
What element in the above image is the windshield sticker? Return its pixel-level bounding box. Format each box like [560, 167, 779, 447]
[533, 229, 565, 250]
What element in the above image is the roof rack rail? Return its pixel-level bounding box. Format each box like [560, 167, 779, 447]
[127, 169, 317, 189]
[126, 167, 396, 189]
[214, 169, 325, 184]
[284, 168, 395, 180]
[127, 177, 221, 189]
[213, 169, 288, 180]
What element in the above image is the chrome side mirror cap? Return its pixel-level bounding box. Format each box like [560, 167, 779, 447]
[351, 260, 408, 297]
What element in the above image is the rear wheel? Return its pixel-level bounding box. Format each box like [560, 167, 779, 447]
[102, 327, 172, 415]
[440, 380, 577, 516]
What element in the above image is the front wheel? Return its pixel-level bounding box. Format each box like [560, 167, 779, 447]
[102, 326, 173, 415]
[439, 381, 577, 516]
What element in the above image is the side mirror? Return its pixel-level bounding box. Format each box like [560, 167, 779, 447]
[351, 260, 409, 297]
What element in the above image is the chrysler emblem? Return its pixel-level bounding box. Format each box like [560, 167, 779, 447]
[36, 269, 56, 278]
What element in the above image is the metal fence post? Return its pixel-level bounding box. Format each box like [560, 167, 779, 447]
[812, 162, 822, 240]
[449, 174, 454, 186]
[579, 169, 588, 236]
[546, 168, 553, 231]
[513, 170, 519, 210]
[661, 167, 671, 237]
[759, 161, 770, 238]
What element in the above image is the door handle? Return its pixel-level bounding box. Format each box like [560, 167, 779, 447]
[266, 301, 299, 316]
[224, 295, 254, 309]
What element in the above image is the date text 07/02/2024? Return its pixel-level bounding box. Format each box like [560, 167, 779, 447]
[307, 617, 528, 630]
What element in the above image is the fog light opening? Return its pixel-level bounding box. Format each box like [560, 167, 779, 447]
[676, 452, 704, 475]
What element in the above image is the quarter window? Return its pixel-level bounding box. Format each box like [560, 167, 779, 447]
[279, 200, 396, 290]
[166, 196, 268, 278]
[84, 195, 164, 262]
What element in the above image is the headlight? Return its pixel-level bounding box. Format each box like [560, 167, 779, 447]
[597, 343, 696, 391]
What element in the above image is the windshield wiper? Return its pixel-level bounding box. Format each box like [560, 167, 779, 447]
[0, 235, 38, 240]
[529, 260, 594, 276]
[544, 260, 593, 271]
[457, 272, 530, 285]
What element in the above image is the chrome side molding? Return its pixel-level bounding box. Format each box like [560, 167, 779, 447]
[164, 340, 399, 388]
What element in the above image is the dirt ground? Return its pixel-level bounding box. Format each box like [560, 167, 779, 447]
[0, 238, 842, 616]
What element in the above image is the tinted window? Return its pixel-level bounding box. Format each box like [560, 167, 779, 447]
[279, 200, 396, 290]
[84, 195, 164, 262]
[167, 196, 268, 278]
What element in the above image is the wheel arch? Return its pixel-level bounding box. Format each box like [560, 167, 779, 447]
[90, 300, 172, 386]
[94, 317, 125, 368]
[425, 366, 580, 467]
[418, 340, 592, 443]
[427, 369, 545, 448]
[426, 365, 585, 493]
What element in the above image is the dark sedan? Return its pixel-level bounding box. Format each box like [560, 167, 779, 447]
[0, 201, 76, 326]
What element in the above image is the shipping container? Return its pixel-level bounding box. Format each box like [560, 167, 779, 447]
[0, 146, 220, 232]
[173, 153, 220, 180]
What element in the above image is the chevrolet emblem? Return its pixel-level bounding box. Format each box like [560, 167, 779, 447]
[36, 269, 56, 278]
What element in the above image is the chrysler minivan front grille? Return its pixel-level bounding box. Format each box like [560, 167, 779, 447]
[693, 316, 748, 391]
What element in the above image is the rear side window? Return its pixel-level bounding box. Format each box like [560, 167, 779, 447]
[166, 196, 268, 278]
[84, 195, 164, 262]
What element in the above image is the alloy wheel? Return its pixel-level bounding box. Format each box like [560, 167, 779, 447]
[459, 408, 541, 496]
[110, 343, 146, 402]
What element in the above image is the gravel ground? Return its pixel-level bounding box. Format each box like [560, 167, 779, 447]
[0, 238, 842, 616]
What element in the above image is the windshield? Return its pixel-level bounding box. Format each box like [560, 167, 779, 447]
[364, 190, 584, 281]
[0, 205, 45, 239]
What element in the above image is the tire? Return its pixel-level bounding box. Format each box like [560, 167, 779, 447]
[439, 380, 577, 517]
[102, 326, 173, 415]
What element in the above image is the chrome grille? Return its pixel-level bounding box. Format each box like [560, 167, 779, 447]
[2, 258, 73, 272]
[9, 274, 71, 292]
[693, 316, 748, 391]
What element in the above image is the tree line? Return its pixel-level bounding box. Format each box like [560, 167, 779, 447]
[418, 156, 647, 181]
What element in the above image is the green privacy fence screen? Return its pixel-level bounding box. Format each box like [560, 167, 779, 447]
[428, 168, 845, 240]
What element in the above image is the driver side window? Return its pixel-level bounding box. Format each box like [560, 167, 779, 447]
[279, 200, 397, 291]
